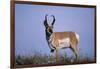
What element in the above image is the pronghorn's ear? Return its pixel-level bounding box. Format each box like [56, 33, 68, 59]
[44, 14, 48, 27]
[51, 15, 55, 26]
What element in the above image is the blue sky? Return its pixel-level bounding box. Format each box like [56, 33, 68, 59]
[15, 4, 95, 60]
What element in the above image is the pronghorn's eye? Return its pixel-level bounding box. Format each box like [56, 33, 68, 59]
[49, 29, 53, 33]
[47, 27, 53, 33]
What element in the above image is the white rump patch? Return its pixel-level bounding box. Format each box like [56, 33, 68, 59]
[58, 38, 70, 48]
[75, 32, 80, 42]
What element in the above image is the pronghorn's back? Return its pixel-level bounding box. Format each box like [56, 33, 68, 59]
[49, 31, 79, 48]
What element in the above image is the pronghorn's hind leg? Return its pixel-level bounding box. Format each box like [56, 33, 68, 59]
[70, 46, 79, 63]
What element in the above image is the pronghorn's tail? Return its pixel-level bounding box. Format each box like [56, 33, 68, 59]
[75, 32, 80, 43]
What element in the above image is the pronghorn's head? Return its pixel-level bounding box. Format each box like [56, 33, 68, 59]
[44, 14, 55, 35]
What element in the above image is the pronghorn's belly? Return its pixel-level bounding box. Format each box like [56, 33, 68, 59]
[58, 38, 70, 49]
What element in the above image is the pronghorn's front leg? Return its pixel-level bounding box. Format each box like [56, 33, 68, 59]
[49, 49, 59, 63]
[49, 51, 54, 63]
[55, 48, 60, 63]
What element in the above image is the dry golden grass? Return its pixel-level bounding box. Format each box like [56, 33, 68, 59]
[15, 53, 95, 65]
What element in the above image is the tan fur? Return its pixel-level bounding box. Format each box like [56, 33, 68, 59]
[49, 32, 78, 48]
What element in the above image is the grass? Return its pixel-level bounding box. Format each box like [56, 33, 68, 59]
[15, 53, 95, 65]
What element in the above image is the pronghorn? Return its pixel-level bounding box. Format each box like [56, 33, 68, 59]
[43, 14, 80, 62]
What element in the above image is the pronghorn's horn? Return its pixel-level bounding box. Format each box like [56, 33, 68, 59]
[44, 14, 48, 26]
[51, 15, 55, 26]
[45, 14, 48, 20]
